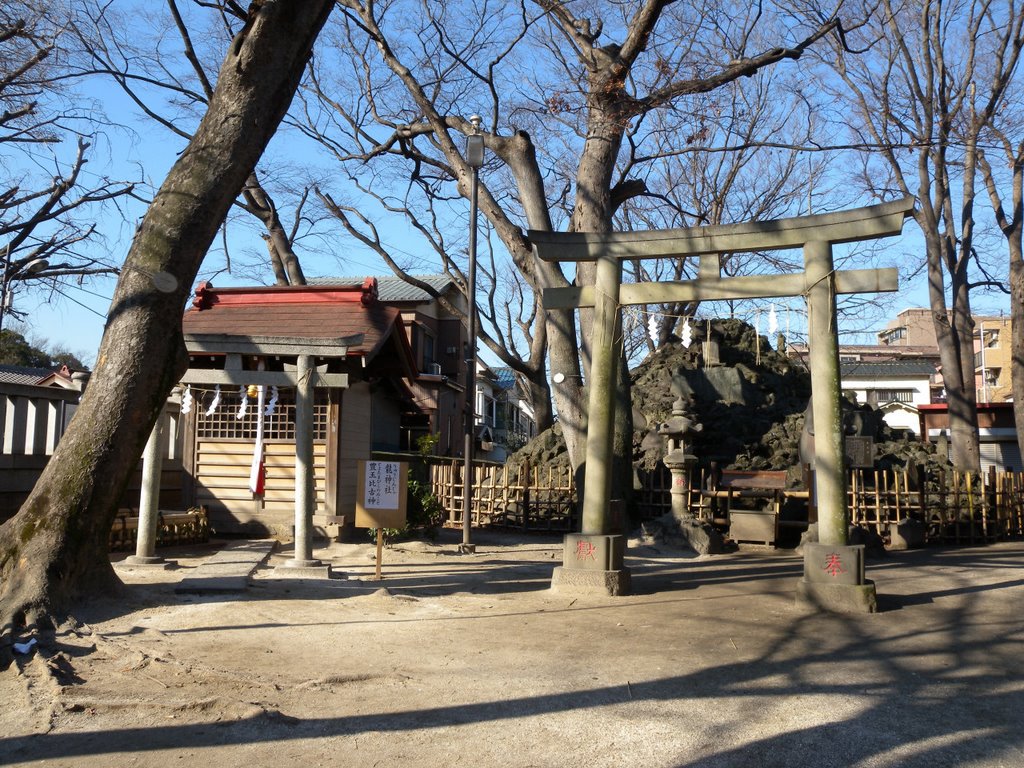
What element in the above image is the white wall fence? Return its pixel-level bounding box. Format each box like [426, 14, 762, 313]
[0, 381, 81, 520]
[1, 382, 183, 521]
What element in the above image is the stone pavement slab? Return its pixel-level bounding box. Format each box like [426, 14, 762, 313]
[173, 539, 276, 594]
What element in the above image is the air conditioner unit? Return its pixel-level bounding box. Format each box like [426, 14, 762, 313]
[428, 363, 442, 375]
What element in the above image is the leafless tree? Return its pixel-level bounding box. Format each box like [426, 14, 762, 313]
[814, 0, 1024, 471]
[0, 1, 137, 330]
[0, 0, 333, 647]
[69, 0, 319, 285]
[300, 0, 842, 481]
[973, 4, 1024, 464]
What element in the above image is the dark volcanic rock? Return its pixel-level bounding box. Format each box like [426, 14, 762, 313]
[508, 318, 949, 489]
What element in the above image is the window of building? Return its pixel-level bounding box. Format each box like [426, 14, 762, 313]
[411, 324, 436, 370]
[879, 326, 907, 344]
[196, 388, 329, 440]
[868, 388, 915, 404]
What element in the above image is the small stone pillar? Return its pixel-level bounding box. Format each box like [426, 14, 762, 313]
[125, 411, 175, 569]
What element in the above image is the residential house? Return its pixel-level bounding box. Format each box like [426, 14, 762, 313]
[877, 307, 941, 347]
[312, 274, 474, 457]
[974, 315, 1012, 403]
[839, 359, 937, 437]
[488, 366, 538, 460]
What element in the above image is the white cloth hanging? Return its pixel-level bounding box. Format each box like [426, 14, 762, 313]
[249, 383, 266, 494]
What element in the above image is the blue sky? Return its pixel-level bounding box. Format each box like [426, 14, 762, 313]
[10, 12, 1012, 367]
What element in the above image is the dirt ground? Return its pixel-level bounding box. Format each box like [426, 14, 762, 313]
[2, 529, 1024, 768]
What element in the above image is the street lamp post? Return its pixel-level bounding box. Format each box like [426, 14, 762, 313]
[461, 115, 484, 554]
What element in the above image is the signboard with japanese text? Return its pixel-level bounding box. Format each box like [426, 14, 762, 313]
[844, 436, 875, 469]
[355, 461, 408, 529]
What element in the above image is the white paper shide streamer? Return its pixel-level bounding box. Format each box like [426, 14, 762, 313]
[180, 385, 193, 415]
[205, 384, 221, 416]
[236, 386, 248, 419]
[681, 316, 693, 349]
[647, 314, 660, 347]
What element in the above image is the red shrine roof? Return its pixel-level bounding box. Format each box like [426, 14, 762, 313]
[182, 279, 416, 372]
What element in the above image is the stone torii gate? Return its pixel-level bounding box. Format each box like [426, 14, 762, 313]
[529, 197, 915, 612]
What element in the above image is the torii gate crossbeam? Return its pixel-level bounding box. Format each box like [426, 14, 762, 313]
[529, 197, 915, 612]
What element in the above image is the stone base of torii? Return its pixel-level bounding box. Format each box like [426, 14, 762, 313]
[530, 198, 915, 613]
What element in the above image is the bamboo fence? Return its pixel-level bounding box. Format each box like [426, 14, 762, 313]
[432, 459, 1024, 546]
[846, 466, 1024, 544]
[430, 460, 577, 531]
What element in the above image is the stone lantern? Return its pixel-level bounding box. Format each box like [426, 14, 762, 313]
[656, 397, 702, 521]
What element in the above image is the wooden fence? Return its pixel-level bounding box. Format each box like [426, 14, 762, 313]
[432, 457, 1024, 546]
[430, 460, 577, 531]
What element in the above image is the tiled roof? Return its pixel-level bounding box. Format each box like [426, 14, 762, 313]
[310, 274, 455, 303]
[182, 282, 409, 362]
[493, 367, 517, 391]
[0, 364, 52, 385]
[841, 360, 938, 377]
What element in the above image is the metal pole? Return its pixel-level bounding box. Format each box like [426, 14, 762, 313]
[462, 160, 479, 552]
[979, 322, 988, 403]
[461, 116, 483, 554]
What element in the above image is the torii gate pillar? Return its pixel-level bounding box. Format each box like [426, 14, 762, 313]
[797, 241, 877, 612]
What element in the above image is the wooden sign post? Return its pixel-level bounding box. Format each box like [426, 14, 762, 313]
[355, 460, 408, 580]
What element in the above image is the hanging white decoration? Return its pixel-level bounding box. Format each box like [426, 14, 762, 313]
[647, 314, 660, 346]
[205, 384, 221, 416]
[236, 386, 248, 419]
[681, 316, 693, 348]
[768, 303, 779, 336]
[180, 385, 193, 415]
[265, 385, 279, 417]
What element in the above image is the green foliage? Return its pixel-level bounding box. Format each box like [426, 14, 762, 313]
[415, 432, 439, 457]
[0, 329, 53, 367]
[369, 469, 446, 545]
[0, 329, 86, 369]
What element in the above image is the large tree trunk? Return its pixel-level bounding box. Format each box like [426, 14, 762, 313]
[0, 0, 333, 636]
[923, 229, 981, 471]
[1011, 240, 1024, 466]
